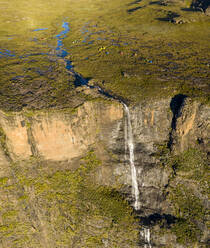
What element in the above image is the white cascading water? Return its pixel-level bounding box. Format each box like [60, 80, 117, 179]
[123, 103, 140, 210]
[123, 103, 152, 248]
[140, 228, 152, 248]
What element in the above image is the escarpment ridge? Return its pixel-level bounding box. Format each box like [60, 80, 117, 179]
[0, 96, 209, 247]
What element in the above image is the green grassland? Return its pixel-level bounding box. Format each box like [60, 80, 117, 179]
[0, 152, 139, 247]
[0, 0, 209, 111]
[65, 0, 210, 104]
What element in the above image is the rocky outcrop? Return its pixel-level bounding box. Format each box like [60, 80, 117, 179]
[0, 96, 209, 247]
[171, 97, 209, 153]
[0, 100, 123, 161]
[97, 96, 209, 247]
[103, 98, 173, 212]
[205, 6, 210, 16]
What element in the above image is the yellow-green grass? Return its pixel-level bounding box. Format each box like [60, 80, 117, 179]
[65, 0, 210, 104]
[156, 147, 209, 245]
[0, 0, 209, 110]
[0, 152, 139, 247]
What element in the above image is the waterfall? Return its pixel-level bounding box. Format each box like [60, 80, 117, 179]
[123, 103, 140, 210]
[123, 103, 152, 248]
[140, 228, 152, 248]
[124, 110, 128, 162]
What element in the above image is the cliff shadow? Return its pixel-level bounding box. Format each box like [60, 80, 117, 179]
[127, 6, 142, 13]
[168, 94, 187, 149]
[139, 213, 177, 227]
[156, 11, 180, 22]
[181, 7, 201, 12]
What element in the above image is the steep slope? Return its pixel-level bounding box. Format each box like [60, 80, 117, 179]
[0, 96, 209, 247]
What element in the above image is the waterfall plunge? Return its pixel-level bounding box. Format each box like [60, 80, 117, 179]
[123, 103, 140, 210]
[123, 104, 152, 248]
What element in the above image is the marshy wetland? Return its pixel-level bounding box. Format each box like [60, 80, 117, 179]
[0, 0, 209, 111]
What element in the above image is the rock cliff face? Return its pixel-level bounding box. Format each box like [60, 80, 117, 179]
[0, 100, 123, 161]
[0, 97, 209, 247]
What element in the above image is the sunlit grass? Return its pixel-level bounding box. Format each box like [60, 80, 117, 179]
[0, 0, 209, 110]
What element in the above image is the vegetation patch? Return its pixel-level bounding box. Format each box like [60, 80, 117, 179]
[65, 0, 210, 105]
[168, 148, 209, 194]
[158, 148, 209, 245]
[169, 185, 205, 244]
[0, 127, 10, 157]
[0, 151, 139, 247]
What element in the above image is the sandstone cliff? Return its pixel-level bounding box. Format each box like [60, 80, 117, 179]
[0, 96, 209, 247]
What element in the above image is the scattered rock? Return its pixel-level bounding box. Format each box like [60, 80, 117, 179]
[173, 17, 191, 24]
[122, 71, 131, 78]
[205, 6, 210, 16]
